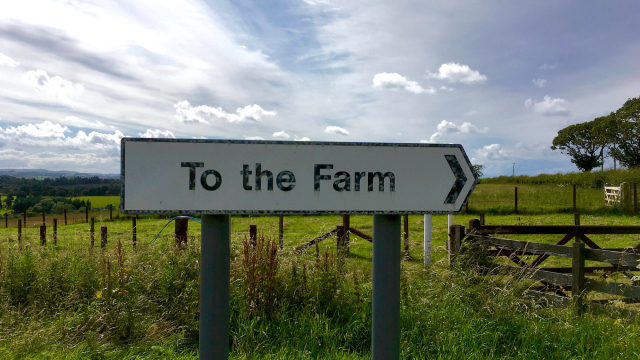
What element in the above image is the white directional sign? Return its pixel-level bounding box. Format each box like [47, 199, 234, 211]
[120, 139, 477, 214]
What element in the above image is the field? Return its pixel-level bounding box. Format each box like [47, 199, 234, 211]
[2, 212, 640, 358]
[72, 196, 120, 209]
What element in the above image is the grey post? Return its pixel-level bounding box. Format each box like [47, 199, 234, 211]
[372, 214, 401, 360]
[200, 214, 230, 360]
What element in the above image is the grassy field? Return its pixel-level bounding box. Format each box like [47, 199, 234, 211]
[2, 213, 640, 358]
[72, 195, 120, 208]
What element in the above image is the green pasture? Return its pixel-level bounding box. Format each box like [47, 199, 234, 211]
[2, 213, 640, 358]
[72, 195, 120, 208]
[468, 183, 611, 214]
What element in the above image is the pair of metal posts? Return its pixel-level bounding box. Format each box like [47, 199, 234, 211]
[199, 214, 402, 360]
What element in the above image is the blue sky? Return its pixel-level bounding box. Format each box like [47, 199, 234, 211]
[0, 0, 638, 175]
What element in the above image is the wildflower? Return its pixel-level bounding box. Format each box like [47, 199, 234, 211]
[96, 291, 102, 299]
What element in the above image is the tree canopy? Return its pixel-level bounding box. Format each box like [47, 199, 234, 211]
[551, 96, 640, 172]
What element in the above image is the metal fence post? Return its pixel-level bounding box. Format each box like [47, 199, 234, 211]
[200, 214, 230, 360]
[372, 214, 401, 360]
[423, 214, 432, 267]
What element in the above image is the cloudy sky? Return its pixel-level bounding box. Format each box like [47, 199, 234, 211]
[0, 1, 639, 176]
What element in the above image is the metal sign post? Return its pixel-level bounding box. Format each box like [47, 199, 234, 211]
[120, 139, 477, 360]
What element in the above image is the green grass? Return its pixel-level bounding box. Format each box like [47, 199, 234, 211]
[72, 195, 120, 208]
[2, 213, 640, 358]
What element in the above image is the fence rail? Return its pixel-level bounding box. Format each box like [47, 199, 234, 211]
[459, 222, 640, 319]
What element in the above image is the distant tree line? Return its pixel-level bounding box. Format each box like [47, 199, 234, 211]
[551, 96, 640, 172]
[0, 176, 120, 198]
[1, 176, 120, 214]
[4, 195, 93, 215]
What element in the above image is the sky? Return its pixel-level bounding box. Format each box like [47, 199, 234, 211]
[0, 0, 639, 176]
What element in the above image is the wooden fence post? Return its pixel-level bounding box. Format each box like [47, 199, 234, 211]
[279, 215, 284, 249]
[101, 226, 107, 249]
[480, 213, 485, 226]
[110, 204, 113, 220]
[90, 217, 95, 247]
[572, 239, 586, 316]
[515, 187, 518, 214]
[18, 220, 22, 243]
[573, 184, 577, 213]
[574, 213, 580, 226]
[343, 214, 350, 254]
[337, 225, 345, 253]
[23, 212, 26, 227]
[132, 217, 137, 249]
[250, 224, 257, 246]
[403, 214, 411, 260]
[40, 225, 46, 246]
[622, 182, 632, 211]
[85, 207, 89, 223]
[53, 219, 57, 246]
[448, 225, 465, 266]
[175, 217, 188, 246]
[64, 209, 67, 225]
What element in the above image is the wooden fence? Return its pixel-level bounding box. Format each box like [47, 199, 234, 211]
[451, 219, 640, 320]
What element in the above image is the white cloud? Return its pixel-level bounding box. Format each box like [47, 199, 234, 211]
[0, 121, 69, 138]
[23, 69, 84, 101]
[422, 120, 488, 143]
[439, 86, 454, 92]
[539, 63, 557, 70]
[464, 110, 477, 117]
[425, 63, 487, 84]
[245, 136, 265, 140]
[5, 121, 125, 156]
[294, 137, 311, 141]
[532, 79, 547, 88]
[272, 131, 290, 139]
[325, 126, 350, 136]
[139, 129, 176, 138]
[524, 95, 570, 116]
[372, 72, 430, 94]
[0, 53, 19, 67]
[0, 149, 116, 169]
[473, 144, 508, 162]
[174, 100, 277, 124]
[59, 116, 113, 130]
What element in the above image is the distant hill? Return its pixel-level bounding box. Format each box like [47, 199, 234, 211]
[0, 169, 119, 179]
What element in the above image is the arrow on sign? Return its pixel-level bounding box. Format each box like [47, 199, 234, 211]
[444, 155, 467, 204]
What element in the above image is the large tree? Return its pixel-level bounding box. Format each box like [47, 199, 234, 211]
[608, 97, 640, 168]
[551, 120, 606, 172]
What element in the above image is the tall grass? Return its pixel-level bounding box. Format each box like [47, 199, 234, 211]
[2, 228, 640, 358]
